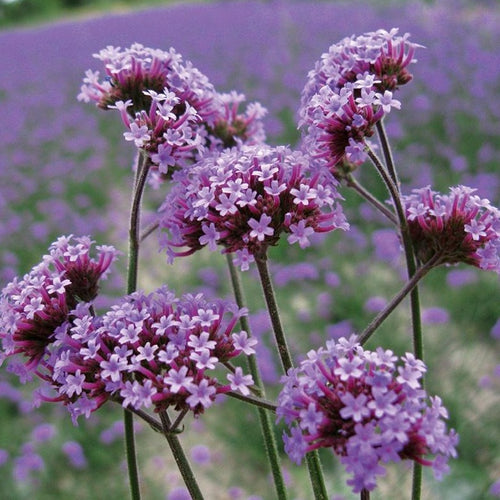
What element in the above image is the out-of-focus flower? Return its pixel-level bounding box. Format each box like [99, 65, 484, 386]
[277, 335, 458, 494]
[401, 185, 500, 273]
[299, 29, 420, 175]
[78, 44, 267, 176]
[158, 144, 348, 270]
[61, 441, 88, 469]
[0, 235, 118, 370]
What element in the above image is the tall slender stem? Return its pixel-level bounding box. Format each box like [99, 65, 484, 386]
[412, 462, 423, 500]
[366, 148, 405, 226]
[358, 254, 440, 345]
[226, 255, 288, 500]
[123, 152, 151, 500]
[366, 145, 423, 357]
[127, 153, 151, 295]
[361, 489, 370, 500]
[123, 411, 140, 500]
[345, 174, 398, 225]
[368, 133, 425, 500]
[159, 411, 204, 500]
[376, 120, 399, 190]
[255, 256, 328, 500]
[255, 256, 293, 373]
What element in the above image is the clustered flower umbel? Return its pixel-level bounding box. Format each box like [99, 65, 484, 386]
[158, 144, 349, 270]
[0, 235, 118, 371]
[299, 28, 421, 175]
[78, 43, 267, 176]
[277, 336, 458, 494]
[88, 287, 256, 418]
[402, 185, 500, 273]
[0, 238, 256, 423]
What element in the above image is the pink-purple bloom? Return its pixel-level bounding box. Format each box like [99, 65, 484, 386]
[299, 28, 420, 175]
[78, 44, 267, 176]
[0, 235, 118, 370]
[277, 336, 458, 494]
[3, 283, 255, 423]
[93, 287, 255, 416]
[158, 144, 349, 269]
[402, 185, 500, 273]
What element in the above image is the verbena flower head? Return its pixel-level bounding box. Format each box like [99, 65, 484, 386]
[402, 185, 500, 273]
[5, 287, 255, 424]
[299, 29, 420, 176]
[91, 287, 256, 417]
[78, 43, 267, 176]
[301, 28, 419, 113]
[158, 144, 349, 270]
[0, 235, 118, 370]
[277, 336, 458, 494]
[209, 91, 267, 150]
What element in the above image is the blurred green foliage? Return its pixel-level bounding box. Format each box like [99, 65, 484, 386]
[0, 0, 207, 28]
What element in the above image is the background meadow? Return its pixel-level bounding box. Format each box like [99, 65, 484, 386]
[0, 0, 499, 498]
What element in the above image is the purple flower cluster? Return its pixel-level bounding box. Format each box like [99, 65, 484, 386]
[1, 242, 256, 422]
[92, 287, 255, 417]
[158, 144, 349, 270]
[277, 336, 458, 493]
[0, 235, 118, 370]
[402, 185, 500, 272]
[78, 43, 267, 176]
[299, 28, 420, 175]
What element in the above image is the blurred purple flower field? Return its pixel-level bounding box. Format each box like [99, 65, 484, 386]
[1, 0, 499, 280]
[0, 0, 499, 498]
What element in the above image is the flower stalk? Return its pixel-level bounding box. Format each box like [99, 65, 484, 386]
[358, 252, 441, 345]
[254, 255, 328, 500]
[124, 152, 151, 500]
[159, 411, 204, 500]
[368, 131, 425, 500]
[345, 174, 398, 225]
[226, 254, 289, 500]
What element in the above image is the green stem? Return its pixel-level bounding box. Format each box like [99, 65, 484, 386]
[123, 152, 151, 500]
[412, 461, 423, 500]
[345, 174, 398, 225]
[368, 137, 425, 500]
[358, 254, 440, 345]
[254, 256, 293, 373]
[225, 254, 288, 500]
[225, 390, 278, 412]
[159, 411, 204, 500]
[124, 411, 141, 500]
[376, 120, 399, 190]
[254, 255, 328, 500]
[127, 153, 150, 294]
[366, 148, 405, 226]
